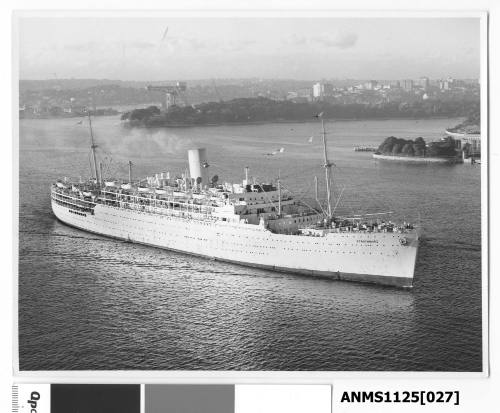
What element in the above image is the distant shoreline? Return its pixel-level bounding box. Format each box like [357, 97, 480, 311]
[121, 115, 462, 129]
[19, 114, 463, 126]
[372, 153, 462, 164]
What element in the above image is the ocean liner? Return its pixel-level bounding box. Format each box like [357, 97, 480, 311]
[51, 114, 420, 287]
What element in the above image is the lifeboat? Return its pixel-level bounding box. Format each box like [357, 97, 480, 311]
[138, 186, 151, 193]
[121, 183, 132, 190]
[105, 181, 117, 187]
[82, 191, 92, 197]
[56, 182, 67, 189]
[155, 189, 167, 195]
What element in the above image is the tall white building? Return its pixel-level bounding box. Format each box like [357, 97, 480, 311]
[313, 82, 323, 98]
[312, 82, 333, 99]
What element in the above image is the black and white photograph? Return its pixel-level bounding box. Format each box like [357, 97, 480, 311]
[15, 11, 486, 372]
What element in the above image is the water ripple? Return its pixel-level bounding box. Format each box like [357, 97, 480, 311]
[18, 117, 482, 371]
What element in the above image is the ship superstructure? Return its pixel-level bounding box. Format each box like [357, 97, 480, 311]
[51, 113, 420, 287]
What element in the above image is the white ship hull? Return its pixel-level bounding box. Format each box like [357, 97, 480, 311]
[51, 199, 419, 287]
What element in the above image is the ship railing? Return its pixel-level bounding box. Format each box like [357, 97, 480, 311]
[327, 224, 414, 234]
[96, 194, 218, 220]
[129, 202, 219, 222]
[55, 185, 275, 225]
[98, 189, 222, 211]
[297, 227, 408, 237]
[297, 220, 416, 236]
[280, 211, 321, 219]
[51, 190, 96, 207]
[51, 194, 95, 213]
[122, 198, 215, 215]
[51, 187, 97, 203]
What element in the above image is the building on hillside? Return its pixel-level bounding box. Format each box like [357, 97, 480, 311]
[402, 79, 414, 91]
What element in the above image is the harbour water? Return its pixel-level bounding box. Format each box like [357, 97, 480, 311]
[18, 116, 482, 371]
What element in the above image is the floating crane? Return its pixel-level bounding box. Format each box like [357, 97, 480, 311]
[146, 81, 188, 111]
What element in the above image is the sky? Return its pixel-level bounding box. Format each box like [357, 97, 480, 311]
[17, 17, 481, 81]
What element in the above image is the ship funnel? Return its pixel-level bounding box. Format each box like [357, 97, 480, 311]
[188, 148, 209, 187]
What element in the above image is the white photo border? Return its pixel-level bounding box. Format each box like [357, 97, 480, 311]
[11, 7, 490, 382]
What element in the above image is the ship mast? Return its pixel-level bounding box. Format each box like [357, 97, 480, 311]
[314, 176, 319, 203]
[320, 115, 333, 221]
[128, 161, 133, 183]
[277, 169, 282, 216]
[99, 162, 104, 186]
[88, 110, 100, 184]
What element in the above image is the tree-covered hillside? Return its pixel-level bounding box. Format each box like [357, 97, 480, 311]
[121, 97, 479, 127]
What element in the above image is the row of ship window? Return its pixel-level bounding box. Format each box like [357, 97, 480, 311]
[215, 239, 389, 253]
[100, 212, 195, 243]
[54, 192, 91, 203]
[239, 196, 280, 202]
[105, 203, 238, 225]
[68, 212, 396, 256]
[98, 208, 400, 250]
[183, 235, 209, 243]
[218, 248, 266, 256]
[83, 210, 400, 249]
[214, 243, 389, 255]
[54, 198, 93, 214]
[103, 208, 232, 232]
[68, 209, 87, 217]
